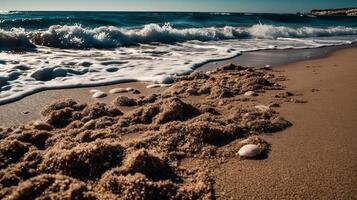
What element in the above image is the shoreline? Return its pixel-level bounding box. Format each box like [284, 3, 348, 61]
[0, 42, 356, 107]
[0, 43, 356, 126]
[199, 42, 357, 71]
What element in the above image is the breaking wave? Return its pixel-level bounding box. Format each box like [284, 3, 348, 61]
[1, 24, 357, 49]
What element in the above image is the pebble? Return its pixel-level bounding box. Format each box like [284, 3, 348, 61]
[126, 87, 134, 92]
[146, 84, 161, 89]
[244, 91, 257, 96]
[83, 120, 96, 130]
[33, 121, 53, 130]
[89, 89, 100, 94]
[92, 91, 107, 98]
[109, 88, 127, 94]
[238, 144, 261, 158]
[146, 84, 172, 89]
[255, 105, 270, 112]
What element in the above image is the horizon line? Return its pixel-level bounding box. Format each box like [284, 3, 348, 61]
[4, 10, 306, 14]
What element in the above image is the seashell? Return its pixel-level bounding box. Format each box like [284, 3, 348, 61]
[146, 84, 161, 89]
[126, 87, 134, 92]
[238, 144, 261, 158]
[244, 91, 257, 96]
[33, 120, 52, 130]
[92, 91, 107, 98]
[109, 88, 127, 94]
[255, 105, 270, 112]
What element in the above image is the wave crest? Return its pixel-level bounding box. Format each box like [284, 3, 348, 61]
[1, 24, 357, 49]
[0, 28, 36, 50]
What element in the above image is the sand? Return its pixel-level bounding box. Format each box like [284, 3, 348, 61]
[212, 47, 357, 199]
[0, 46, 356, 199]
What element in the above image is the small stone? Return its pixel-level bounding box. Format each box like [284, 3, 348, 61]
[33, 121, 53, 130]
[89, 89, 100, 94]
[244, 91, 257, 96]
[92, 91, 107, 98]
[146, 84, 172, 89]
[255, 105, 270, 112]
[23, 111, 30, 114]
[126, 87, 134, 92]
[109, 88, 127, 94]
[146, 84, 161, 89]
[238, 144, 261, 158]
[82, 120, 95, 129]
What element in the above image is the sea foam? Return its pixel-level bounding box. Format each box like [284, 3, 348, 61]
[0, 24, 356, 49]
[0, 24, 356, 104]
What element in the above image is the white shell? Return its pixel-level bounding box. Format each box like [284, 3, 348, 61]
[146, 84, 161, 89]
[33, 121, 52, 130]
[146, 84, 173, 89]
[92, 91, 107, 98]
[244, 91, 257, 96]
[255, 105, 270, 112]
[109, 88, 127, 94]
[238, 144, 261, 158]
[125, 87, 134, 92]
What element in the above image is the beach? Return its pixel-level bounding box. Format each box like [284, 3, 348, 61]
[214, 46, 357, 199]
[0, 45, 356, 199]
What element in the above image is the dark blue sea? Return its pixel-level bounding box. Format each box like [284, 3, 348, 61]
[0, 11, 357, 103]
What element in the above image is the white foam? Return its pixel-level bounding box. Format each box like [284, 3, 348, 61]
[0, 24, 356, 104]
[2, 24, 357, 49]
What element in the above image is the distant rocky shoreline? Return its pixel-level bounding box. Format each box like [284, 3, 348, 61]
[311, 7, 357, 16]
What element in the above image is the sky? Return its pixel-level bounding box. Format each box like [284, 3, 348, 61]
[1, 0, 357, 13]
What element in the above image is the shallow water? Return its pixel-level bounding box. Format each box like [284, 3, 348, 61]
[0, 11, 357, 104]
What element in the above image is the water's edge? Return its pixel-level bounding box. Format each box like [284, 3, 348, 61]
[0, 43, 355, 106]
[198, 42, 357, 71]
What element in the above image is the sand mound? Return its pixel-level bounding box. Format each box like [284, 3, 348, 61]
[122, 97, 201, 125]
[42, 100, 123, 128]
[1, 174, 95, 200]
[119, 149, 173, 180]
[155, 97, 201, 124]
[0, 140, 30, 169]
[164, 64, 279, 99]
[112, 96, 137, 107]
[0, 64, 293, 199]
[40, 140, 124, 179]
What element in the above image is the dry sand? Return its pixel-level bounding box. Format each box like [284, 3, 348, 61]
[0, 47, 356, 199]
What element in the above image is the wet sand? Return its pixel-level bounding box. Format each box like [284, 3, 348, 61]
[213, 47, 357, 199]
[0, 46, 356, 199]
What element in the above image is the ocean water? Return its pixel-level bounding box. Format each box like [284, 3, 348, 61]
[0, 11, 357, 104]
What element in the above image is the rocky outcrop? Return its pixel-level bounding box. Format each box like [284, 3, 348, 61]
[311, 8, 357, 16]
